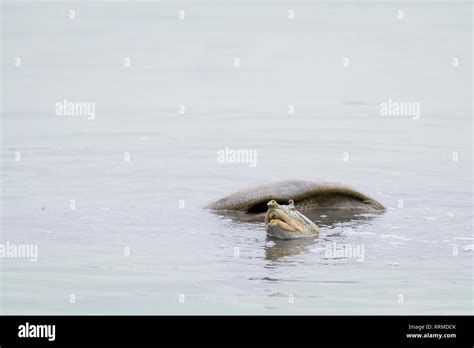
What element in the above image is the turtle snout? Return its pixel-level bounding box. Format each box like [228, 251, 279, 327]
[267, 200, 278, 208]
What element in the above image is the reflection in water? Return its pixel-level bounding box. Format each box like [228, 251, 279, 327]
[264, 237, 318, 261]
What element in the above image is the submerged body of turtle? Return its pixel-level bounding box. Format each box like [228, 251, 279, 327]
[206, 180, 384, 222]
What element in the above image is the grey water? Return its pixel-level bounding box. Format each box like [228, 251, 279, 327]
[1, 1, 472, 314]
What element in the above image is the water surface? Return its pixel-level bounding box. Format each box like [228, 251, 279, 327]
[1, 1, 472, 314]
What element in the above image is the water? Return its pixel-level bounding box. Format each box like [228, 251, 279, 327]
[1, 1, 472, 314]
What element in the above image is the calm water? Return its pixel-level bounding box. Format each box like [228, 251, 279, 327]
[1, 1, 472, 314]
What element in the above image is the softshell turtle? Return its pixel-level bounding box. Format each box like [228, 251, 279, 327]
[206, 180, 384, 221]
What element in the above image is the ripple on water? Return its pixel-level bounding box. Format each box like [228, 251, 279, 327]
[380, 234, 412, 241]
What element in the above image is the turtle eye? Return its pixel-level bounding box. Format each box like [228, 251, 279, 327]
[288, 199, 296, 210]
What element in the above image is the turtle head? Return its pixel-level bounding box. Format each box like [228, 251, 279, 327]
[265, 199, 319, 239]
